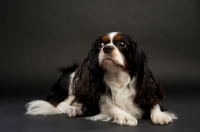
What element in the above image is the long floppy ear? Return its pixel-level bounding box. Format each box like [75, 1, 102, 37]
[72, 37, 105, 115]
[134, 47, 165, 109]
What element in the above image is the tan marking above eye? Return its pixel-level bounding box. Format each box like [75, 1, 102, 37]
[113, 35, 122, 41]
[101, 36, 110, 43]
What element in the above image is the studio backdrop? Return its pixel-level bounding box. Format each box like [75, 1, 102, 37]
[1, 0, 200, 97]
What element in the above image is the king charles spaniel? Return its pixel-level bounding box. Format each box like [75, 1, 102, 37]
[26, 32, 177, 126]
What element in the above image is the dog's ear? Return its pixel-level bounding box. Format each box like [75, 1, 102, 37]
[134, 47, 165, 108]
[72, 37, 105, 115]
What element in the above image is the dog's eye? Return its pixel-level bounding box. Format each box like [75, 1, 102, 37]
[117, 41, 126, 48]
[98, 43, 104, 49]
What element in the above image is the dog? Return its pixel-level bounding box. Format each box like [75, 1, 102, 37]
[26, 32, 177, 126]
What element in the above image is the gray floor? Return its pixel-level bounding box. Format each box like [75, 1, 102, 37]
[1, 85, 200, 132]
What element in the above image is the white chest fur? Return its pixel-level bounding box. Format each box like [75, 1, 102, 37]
[103, 70, 143, 119]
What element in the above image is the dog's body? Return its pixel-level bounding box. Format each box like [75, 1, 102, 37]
[26, 32, 177, 126]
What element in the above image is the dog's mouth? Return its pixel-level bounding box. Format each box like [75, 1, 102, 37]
[102, 58, 115, 64]
[100, 56, 121, 69]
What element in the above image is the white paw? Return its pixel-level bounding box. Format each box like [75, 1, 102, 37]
[66, 106, 82, 117]
[57, 104, 82, 117]
[112, 114, 137, 126]
[89, 114, 112, 122]
[151, 112, 177, 125]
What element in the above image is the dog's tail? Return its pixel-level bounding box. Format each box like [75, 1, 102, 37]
[25, 100, 62, 115]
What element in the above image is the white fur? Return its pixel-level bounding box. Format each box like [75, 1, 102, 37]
[26, 72, 83, 117]
[26, 96, 83, 117]
[25, 100, 62, 115]
[90, 113, 112, 122]
[68, 72, 75, 95]
[26, 32, 177, 126]
[99, 33, 125, 69]
[90, 68, 143, 126]
[91, 68, 178, 126]
[92, 38, 144, 126]
[96, 33, 178, 125]
[57, 96, 83, 117]
[99, 45, 125, 69]
[108, 32, 118, 41]
[150, 104, 178, 125]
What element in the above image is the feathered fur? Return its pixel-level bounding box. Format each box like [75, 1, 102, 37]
[25, 32, 177, 126]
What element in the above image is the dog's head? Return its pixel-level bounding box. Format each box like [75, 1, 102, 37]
[98, 32, 134, 71]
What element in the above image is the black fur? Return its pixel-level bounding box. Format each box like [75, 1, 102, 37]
[113, 33, 165, 108]
[72, 38, 106, 115]
[134, 47, 165, 109]
[45, 32, 165, 116]
[46, 64, 78, 106]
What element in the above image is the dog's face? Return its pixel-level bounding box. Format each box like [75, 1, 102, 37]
[97, 32, 136, 72]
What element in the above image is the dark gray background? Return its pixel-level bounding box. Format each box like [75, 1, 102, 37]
[1, 0, 200, 95]
[0, 0, 200, 132]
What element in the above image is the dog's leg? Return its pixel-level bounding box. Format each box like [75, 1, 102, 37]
[92, 94, 138, 126]
[150, 104, 177, 125]
[57, 95, 83, 117]
[108, 105, 138, 126]
[91, 105, 137, 126]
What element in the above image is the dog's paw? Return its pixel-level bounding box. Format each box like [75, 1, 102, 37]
[57, 104, 82, 117]
[66, 106, 82, 117]
[112, 114, 137, 126]
[151, 111, 177, 125]
[89, 114, 112, 122]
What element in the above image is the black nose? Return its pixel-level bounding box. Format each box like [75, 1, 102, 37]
[103, 46, 114, 53]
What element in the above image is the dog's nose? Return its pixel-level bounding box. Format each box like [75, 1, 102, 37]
[103, 46, 114, 53]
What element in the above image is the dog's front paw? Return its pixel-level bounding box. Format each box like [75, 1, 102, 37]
[112, 114, 137, 126]
[57, 104, 82, 117]
[151, 112, 176, 125]
[66, 106, 83, 117]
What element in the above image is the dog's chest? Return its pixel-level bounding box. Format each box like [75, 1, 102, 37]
[104, 71, 135, 104]
[104, 71, 143, 118]
[104, 71, 131, 89]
